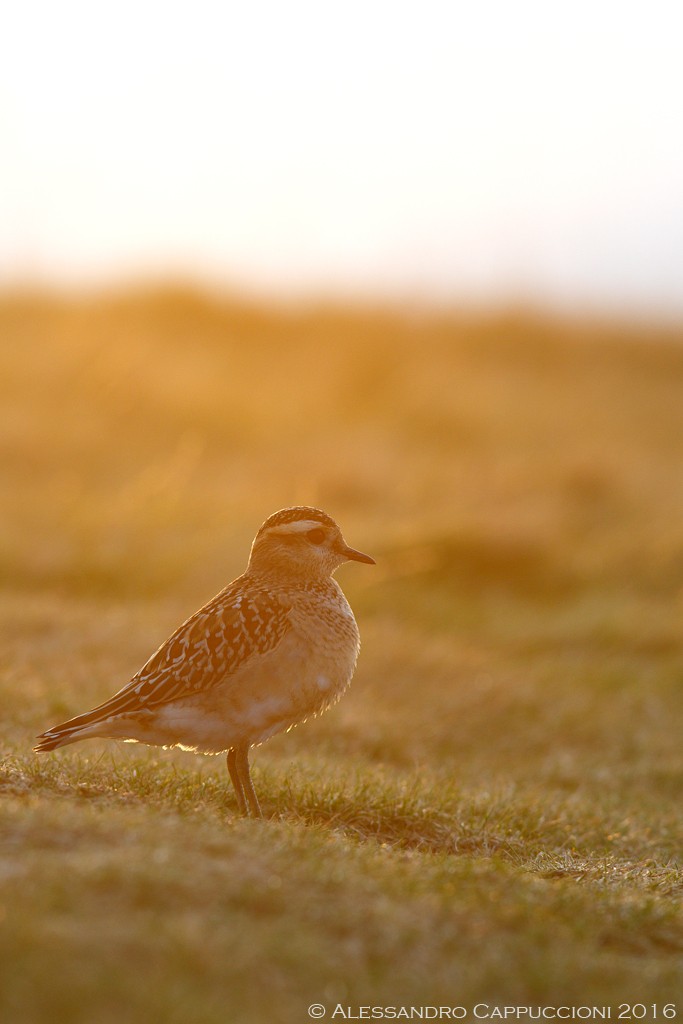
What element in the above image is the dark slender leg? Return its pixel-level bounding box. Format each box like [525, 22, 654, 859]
[235, 743, 262, 819]
[227, 748, 247, 816]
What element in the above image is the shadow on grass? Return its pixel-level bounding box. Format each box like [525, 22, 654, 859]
[270, 772, 532, 858]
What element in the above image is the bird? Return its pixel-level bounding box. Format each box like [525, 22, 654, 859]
[34, 506, 375, 818]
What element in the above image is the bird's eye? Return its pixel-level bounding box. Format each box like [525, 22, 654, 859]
[307, 528, 325, 545]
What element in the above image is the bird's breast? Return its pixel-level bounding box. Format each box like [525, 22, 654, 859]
[289, 587, 360, 673]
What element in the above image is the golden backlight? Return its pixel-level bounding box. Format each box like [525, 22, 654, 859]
[2, 0, 682, 312]
[2, 289, 682, 603]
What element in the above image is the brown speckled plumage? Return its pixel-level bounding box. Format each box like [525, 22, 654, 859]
[35, 507, 375, 818]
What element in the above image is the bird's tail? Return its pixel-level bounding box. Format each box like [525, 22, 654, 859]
[34, 727, 87, 752]
[34, 703, 119, 752]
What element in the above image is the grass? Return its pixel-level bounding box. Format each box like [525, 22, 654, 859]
[1, 288, 683, 1021]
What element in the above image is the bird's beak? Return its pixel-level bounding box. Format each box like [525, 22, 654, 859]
[340, 544, 376, 565]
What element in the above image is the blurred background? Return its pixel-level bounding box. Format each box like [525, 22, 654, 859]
[1, 0, 682, 591]
[2, 0, 682, 313]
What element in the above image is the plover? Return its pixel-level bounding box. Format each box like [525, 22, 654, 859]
[35, 507, 375, 818]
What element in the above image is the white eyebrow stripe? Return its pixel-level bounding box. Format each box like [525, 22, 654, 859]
[267, 520, 327, 536]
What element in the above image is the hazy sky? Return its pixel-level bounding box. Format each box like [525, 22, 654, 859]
[2, 0, 682, 313]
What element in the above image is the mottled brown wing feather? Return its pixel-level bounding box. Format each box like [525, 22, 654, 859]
[38, 580, 291, 737]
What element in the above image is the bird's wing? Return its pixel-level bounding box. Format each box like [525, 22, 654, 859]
[123, 583, 291, 709]
[41, 581, 292, 733]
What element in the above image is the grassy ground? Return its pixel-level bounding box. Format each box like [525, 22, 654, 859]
[1, 289, 683, 1021]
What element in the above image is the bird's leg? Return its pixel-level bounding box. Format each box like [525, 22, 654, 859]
[227, 748, 247, 816]
[235, 743, 262, 819]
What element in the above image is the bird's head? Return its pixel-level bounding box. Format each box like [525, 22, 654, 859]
[247, 506, 375, 581]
